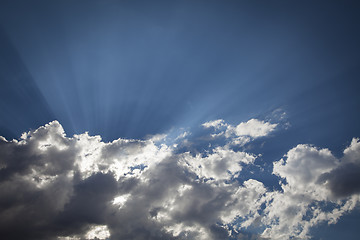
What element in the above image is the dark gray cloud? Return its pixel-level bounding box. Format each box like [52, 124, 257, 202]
[318, 163, 360, 198]
[316, 138, 360, 198]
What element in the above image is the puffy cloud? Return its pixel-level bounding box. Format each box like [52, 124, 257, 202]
[260, 140, 360, 239]
[229, 119, 277, 138]
[202, 118, 277, 145]
[273, 144, 338, 200]
[202, 119, 227, 130]
[0, 121, 171, 240]
[317, 138, 360, 198]
[0, 121, 359, 240]
[0, 120, 259, 240]
[181, 147, 256, 181]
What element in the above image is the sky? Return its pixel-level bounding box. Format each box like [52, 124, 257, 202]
[0, 1, 360, 239]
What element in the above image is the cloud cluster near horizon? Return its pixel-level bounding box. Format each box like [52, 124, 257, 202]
[0, 119, 359, 239]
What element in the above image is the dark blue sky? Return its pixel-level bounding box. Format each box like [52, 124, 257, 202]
[1, 1, 359, 144]
[1, 1, 360, 239]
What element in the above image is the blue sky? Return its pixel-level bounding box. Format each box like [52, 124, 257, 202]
[0, 1, 360, 239]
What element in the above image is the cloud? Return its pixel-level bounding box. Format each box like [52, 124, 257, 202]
[261, 140, 360, 239]
[202, 119, 227, 130]
[202, 118, 277, 146]
[229, 119, 277, 138]
[0, 120, 359, 239]
[181, 147, 256, 181]
[273, 144, 338, 200]
[317, 138, 360, 198]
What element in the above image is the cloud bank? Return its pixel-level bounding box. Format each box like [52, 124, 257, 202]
[0, 120, 359, 239]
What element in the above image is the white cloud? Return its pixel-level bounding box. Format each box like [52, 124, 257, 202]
[273, 144, 338, 200]
[343, 138, 360, 164]
[202, 118, 277, 146]
[181, 147, 256, 181]
[260, 140, 360, 239]
[85, 225, 110, 240]
[0, 121, 359, 240]
[228, 119, 277, 138]
[202, 119, 227, 130]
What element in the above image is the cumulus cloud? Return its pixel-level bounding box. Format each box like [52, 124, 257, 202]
[317, 138, 360, 198]
[262, 140, 360, 239]
[229, 119, 277, 138]
[181, 147, 256, 181]
[202, 118, 277, 146]
[0, 120, 359, 240]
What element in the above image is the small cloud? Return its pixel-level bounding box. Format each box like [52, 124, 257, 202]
[202, 119, 227, 130]
[85, 225, 110, 240]
[202, 118, 277, 147]
[230, 119, 277, 138]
